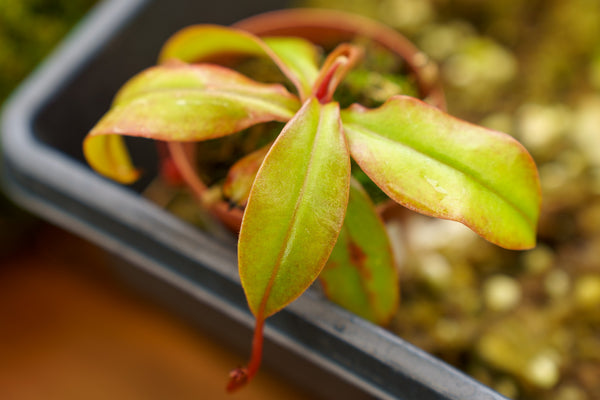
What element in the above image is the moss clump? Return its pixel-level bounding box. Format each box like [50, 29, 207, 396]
[0, 0, 97, 104]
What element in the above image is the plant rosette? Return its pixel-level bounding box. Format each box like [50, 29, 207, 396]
[82, 8, 541, 392]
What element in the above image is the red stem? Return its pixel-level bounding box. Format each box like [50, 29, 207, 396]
[166, 141, 207, 199]
[226, 316, 265, 392]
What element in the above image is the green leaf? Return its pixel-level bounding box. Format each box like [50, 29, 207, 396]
[159, 25, 321, 99]
[95, 63, 299, 139]
[159, 25, 263, 63]
[342, 96, 541, 250]
[83, 63, 299, 182]
[263, 37, 321, 98]
[320, 179, 399, 325]
[238, 98, 350, 318]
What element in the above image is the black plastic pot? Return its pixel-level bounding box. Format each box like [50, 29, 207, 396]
[1, 1, 509, 399]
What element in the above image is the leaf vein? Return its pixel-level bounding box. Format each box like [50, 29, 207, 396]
[257, 104, 323, 316]
[345, 123, 535, 227]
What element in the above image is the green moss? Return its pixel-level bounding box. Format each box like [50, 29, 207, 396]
[0, 0, 97, 104]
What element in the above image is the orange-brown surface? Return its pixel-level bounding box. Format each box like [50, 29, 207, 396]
[0, 224, 311, 400]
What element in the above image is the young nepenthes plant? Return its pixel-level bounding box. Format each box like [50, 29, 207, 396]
[82, 9, 541, 392]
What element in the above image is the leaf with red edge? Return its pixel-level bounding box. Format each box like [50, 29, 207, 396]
[83, 63, 299, 183]
[239, 97, 350, 319]
[320, 178, 398, 325]
[159, 25, 320, 99]
[228, 97, 350, 392]
[93, 63, 299, 139]
[342, 95, 541, 250]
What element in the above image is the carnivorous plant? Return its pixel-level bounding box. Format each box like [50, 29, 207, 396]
[83, 9, 541, 392]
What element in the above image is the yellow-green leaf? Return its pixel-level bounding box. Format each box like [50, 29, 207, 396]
[159, 25, 263, 63]
[263, 37, 320, 98]
[82, 134, 139, 184]
[320, 179, 399, 325]
[96, 63, 299, 140]
[238, 98, 350, 319]
[342, 95, 541, 250]
[83, 63, 299, 182]
[159, 25, 320, 99]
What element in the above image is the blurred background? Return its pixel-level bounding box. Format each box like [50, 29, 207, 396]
[1, 0, 600, 399]
[0, 0, 96, 256]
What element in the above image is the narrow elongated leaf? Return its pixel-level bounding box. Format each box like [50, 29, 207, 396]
[159, 25, 321, 99]
[92, 63, 299, 139]
[320, 178, 398, 325]
[342, 95, 541, 250]
[238, 98, 350, 318]
[83, 63, 299, 182]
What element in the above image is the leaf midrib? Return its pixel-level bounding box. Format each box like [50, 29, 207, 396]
[118, 88, 298, 120]
[344, 122, 536, 227]
[256, 105, 324, 317]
